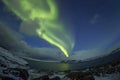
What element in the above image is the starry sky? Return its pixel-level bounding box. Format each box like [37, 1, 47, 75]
[0, 0, 120, 60]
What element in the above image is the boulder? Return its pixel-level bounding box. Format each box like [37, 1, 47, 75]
[2, 68, 29, 80]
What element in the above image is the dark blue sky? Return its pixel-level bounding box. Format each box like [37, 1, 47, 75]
[57, 0, 120, 51]
[0, 0, 120, 53]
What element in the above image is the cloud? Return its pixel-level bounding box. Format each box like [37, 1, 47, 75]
[2, 0, 75, 57]
[22, 47, 66, 61]
[0, 22, 120, 61]
[0, 23, 25, 51]
[90, 14, 100, 24]
[68, 36, 120, 61]
[0, 23, 65, 61]
[20, 19, 40, 36]
[68, 48, 105, 60]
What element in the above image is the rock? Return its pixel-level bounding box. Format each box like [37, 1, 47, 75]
[65, 72, 95, 80]
[50, 76, 61, 80]
[1, 77, 14, 80]
[0, 47, 28, 68]
[33, 75, 49, 80]
[0, 63, 7, 68]
[88, 75, 95, 80]
[1, 68, 29, 80]
[81, 75, 95, 80]
[65, 72, 82, 79]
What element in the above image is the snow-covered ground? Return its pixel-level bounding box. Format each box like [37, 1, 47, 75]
[95, 73, 120, 80]
[0, 47, 120, 80]
[0, 47, 28, 69]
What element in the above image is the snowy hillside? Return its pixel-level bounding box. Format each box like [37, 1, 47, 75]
[0, 47, 28, 68]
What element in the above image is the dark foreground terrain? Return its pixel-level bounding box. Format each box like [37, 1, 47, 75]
[0, 47, 120, 80]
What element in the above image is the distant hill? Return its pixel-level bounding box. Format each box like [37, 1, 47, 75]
[78, 48, 120, 68]
[83, 48, 120, 62]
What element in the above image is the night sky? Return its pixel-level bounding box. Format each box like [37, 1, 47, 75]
[0, 0, 120, 60]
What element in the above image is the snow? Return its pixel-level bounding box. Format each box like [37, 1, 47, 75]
[0, 47, 28, 66]
[95, 73, 120, 80]
[1, 47, 120, 80]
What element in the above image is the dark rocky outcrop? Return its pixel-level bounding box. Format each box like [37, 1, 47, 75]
[50, 76, 61, 80]
[1, 68, 29, 80]
[33, 75, 49, 80]
[65, 71, 95, 80]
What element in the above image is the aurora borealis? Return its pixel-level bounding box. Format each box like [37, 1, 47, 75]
[2, 0, 75, 57]
[0, 0, 120, 61]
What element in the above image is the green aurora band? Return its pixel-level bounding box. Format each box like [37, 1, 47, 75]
[2, 0, 74, 57]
